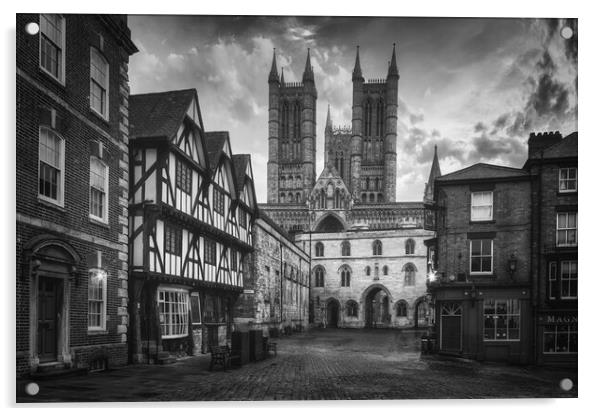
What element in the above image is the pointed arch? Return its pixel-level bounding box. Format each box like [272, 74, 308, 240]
[313, 265, 325, 287]
[314, 213, 346, 233]
[405, 239, 416, 255]
[363, 98, 373, 136]
[395, 300, 409, 317]
[372, 240, 382, 256]
[403, 263, 417, 286]
[339, 264, 351, 287]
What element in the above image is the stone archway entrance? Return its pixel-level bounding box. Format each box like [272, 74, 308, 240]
[326, 299, 339, 327]
[363, 285, 391, 328]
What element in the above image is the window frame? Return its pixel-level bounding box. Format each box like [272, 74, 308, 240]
[548, 261, 558, 300]
[213, 187, 225, 215]
[38, 126, 65, 207]
[556, 212, 577, 247]
[89, 47, 110, 120]
[560, 260, 578, 300]
[315, 242, 324, 257]
[470, 239, 494, 275]
[558, 167, 577, 193]
[396, 300, 408, 317]
[157, 287, 190, 339]
[403, 263, 416, 286]
[340, 267, 351, 287]
[89, 156, 109, 223]
[87, 268, 107, 331]
[314, 267, 324, 287]
[470, 191, 493, 222]
[175, 158, 193, 195]
[543, 323, 577, 354]
[39, 14, 66, 84]
[204, 239, 217, 265]
[372, 240, 382, 256]
[341, 241, 351, 257]
[405, 239, 415, 255]
[164, 223, 183, 256]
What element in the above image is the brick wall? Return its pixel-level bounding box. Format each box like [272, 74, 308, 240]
[16, 14, 134, 376]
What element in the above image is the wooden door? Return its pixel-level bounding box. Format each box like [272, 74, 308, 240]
[38, 277, 59, 362]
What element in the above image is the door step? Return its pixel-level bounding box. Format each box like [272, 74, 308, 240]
[36, 361, 65, 373]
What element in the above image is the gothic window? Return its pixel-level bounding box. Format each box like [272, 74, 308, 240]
[364, 99, 373, 136]
[288, 192, 293, 203]
[403, 263, 416, 286]
[296, 192, 301, 203]
[395, 300, 408, 317]
[293, 101, 301, 138]
[373, 240, 382, 256]
[335, 189, 340, 208]
[376, 100, 385, 137]
[369, 193, 375, 203]
[365, 266, 371, 276]
[281, 101, 289, 139]
[314, 266, 325, 287]
[315, 242, 324, 257]
[340, 266, 351, 287]
[405, 239, 416, 255]
[346, 300, 358, 317]
[341, 241, 351, 256]
[383, 265, 389, 275]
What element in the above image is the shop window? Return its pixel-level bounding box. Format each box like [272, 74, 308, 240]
[483, 299, 520, 341]
[158, 288, 189, 338]
[543, 323, 577, 354]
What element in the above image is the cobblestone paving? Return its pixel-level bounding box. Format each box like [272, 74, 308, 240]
[17, 328, 577, 402]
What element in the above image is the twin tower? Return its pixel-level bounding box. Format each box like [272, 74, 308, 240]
[267, 45, 399, 205]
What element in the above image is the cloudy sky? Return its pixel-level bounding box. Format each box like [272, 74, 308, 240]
[127, 16, 577, 202]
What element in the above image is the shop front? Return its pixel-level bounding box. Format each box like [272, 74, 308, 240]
[430, 283, 532, 364]
[535, 310, 577, 366]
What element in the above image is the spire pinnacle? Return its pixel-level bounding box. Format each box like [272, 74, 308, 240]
[424, 145, 441, 203]
[269, 48, 279, 83]
[352, 45, 363, 81]
[280, 67, 285, 84]
[387, 43, 399, 78]
[325, 104, 332, 132]
[302, 48, 314, 82]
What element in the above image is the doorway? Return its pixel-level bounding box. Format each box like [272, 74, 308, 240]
[440, 303, 462, 352]
[364, 286, 390, 328]
[326, 299, 339, 327]
[37, 277, 61, 362]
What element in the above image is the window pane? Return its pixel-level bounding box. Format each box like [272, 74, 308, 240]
[471, 240, 481, 256]
[558, 214, 567, 229]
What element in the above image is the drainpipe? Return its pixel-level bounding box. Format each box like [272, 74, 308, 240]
[533, 154, 544, 364]
[280, 240, 283, 325]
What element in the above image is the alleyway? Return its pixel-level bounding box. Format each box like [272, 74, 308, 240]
[17, 328, 577, 402]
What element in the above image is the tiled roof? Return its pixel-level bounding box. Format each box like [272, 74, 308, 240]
[129, 89, 196, 139]
[437, 163, 528, 182]
[232, 154, 250, 193]
[541, 131, 578, 159]
[204, 131, 229, 170]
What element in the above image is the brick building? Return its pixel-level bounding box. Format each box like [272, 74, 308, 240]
[425, 153, 533, 364]
[234, 211, 310, 334]
[16, 14, 137, 376]
[524, 132, 577, 366]
[128, 89, 257, 362]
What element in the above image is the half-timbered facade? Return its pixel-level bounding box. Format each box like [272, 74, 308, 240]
[128, 89, 256, 362]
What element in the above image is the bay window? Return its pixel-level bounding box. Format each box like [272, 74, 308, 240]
[158, 288, 189, 338]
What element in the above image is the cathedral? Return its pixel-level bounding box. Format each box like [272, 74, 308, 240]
[260, 45, 434, 329]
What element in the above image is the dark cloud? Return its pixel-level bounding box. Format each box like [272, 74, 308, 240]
[474, 121, 486, 132]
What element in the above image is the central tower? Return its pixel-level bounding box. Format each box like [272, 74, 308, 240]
[267, 49, 317, 204]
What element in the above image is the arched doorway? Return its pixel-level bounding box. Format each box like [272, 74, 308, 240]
[363, 285, 392, 328]
[315, 214, 346, 233]
[414, 298, 431, 328]
[326, 299, 340, 327]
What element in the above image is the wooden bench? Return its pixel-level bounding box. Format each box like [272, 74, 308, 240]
[209, 345, 230, 371]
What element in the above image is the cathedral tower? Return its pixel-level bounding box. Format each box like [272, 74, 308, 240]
[348, 45, 399, 204]
[267, 49, 317, 204]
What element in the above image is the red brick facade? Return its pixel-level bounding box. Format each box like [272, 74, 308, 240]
[16, 14, 137, 376]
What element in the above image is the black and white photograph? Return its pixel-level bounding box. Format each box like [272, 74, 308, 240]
[9, 2, 591, 408]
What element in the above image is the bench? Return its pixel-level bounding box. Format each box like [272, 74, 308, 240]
[209, 345, 231, 371]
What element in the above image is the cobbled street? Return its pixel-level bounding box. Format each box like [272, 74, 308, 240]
[17, 328, 577, 402]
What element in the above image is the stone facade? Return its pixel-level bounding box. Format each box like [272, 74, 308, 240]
[297, 229, 431, 328]
[234, 213, 310, 334]
[16, 14, 137, 376]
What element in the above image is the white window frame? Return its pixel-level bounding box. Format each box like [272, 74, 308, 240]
[470, 191, 493, 221]
[39, 14, 66, 84]
[560, 260, 578, 300]
[157, 287, 190, 339]
[470, 239, 494, 275]
[556, 212, 577, 247]
[90, 47, 109, 119]
[483, 299, 520, 341]
[89, 156, 109, 223]
[38, 126, 65, 207]
[88, 269, 107, 331]
[558, 167, 577, 193]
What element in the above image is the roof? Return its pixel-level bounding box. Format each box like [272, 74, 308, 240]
[232, 154, 250, 193]
[436, 163, 529, 183]
[204, 131, 229, 170]
[129, 89, 196, 140]
[541, 131, 578, 159]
